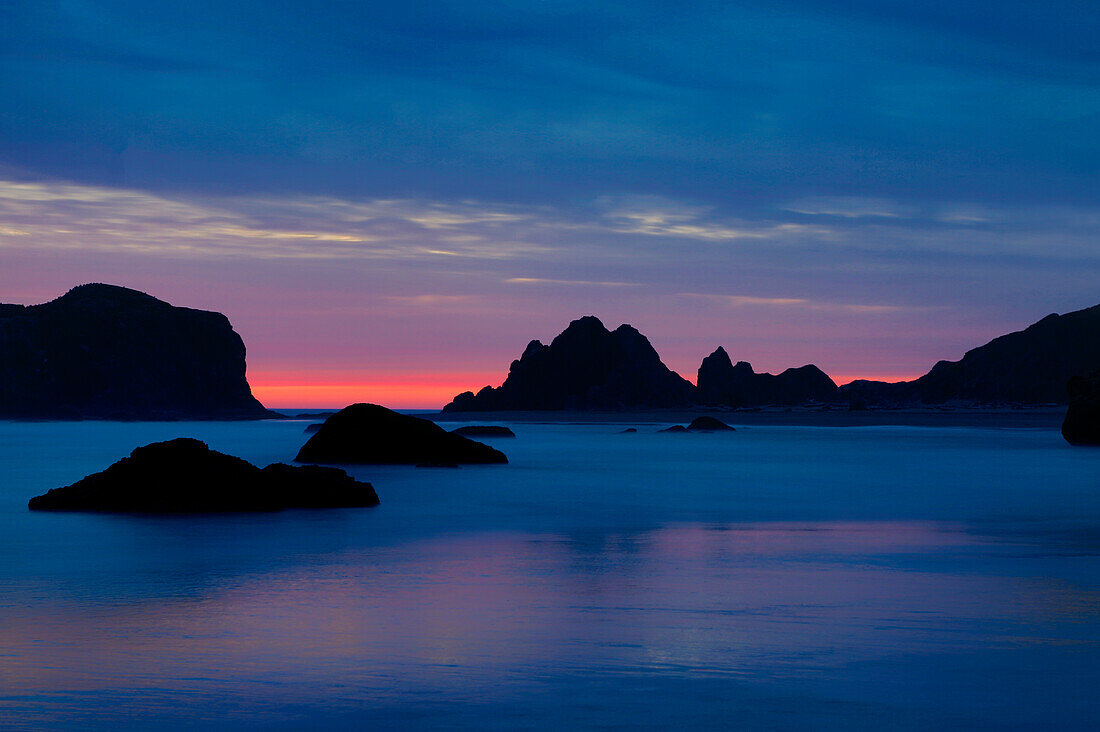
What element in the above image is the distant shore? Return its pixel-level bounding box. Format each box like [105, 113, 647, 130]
[424, 406, 1068, 430]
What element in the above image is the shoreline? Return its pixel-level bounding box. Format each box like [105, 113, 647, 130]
[425, 406, 1069, 430]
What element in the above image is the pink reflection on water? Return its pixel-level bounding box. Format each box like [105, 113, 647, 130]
[1, 521, 1097, 718]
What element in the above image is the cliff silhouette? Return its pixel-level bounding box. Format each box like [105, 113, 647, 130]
[0, 284, 273, 420]
[841, 303, 1100, 406]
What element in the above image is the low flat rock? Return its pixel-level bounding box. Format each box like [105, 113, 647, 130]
[451, 425, 516, 438]
[660, 417, 736, 433]
[687, 416, 736, 432]
[28, 438, 379, 513]
[296, 403, 508, 465]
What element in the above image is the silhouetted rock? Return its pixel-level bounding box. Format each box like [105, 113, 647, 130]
[0, 284, 272, 420]
[443, 316, 695, 411]
[686, 416, 735, 432]
[451, 425, 516, 438]
[304, 423, 323, 434]
[841, 304, 1100, 406]
[619, 428, 638, 433]
[1063, 371, 1100, 446]
[296, 403, 507, 464]
[27, 438, 378, 512]
[696, 347, 838, 407]
[659, 425, 688, 433]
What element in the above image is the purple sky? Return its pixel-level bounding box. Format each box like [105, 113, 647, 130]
[2, 1, 1098, 406]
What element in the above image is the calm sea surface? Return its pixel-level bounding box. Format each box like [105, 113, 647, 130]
[1, 418, 1098, 729]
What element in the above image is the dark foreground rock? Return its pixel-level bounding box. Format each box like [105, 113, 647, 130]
[696, 347, 837, 407]
[451, 425, 516, 438]
[28, 438, 379, 512]
[1063, 371, 1100, 446]
[297, 403, 508, 464]
[444, 316, 695, 411]
[304, 423, 323, 434]
[660, 425, 688, 433]
[0, 283, 273, 420]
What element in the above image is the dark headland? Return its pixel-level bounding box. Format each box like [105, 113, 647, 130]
[0, 284, 274, 420]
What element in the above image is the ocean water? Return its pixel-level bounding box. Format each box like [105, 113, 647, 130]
[1, 418, 1098, 730]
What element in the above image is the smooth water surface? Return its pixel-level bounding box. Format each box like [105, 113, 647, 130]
[1, 419, 1098, 729]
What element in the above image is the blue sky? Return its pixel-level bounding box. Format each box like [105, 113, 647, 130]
[1, 0, 1098, 405]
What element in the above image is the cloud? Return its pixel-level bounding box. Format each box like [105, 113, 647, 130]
[679, 293, 921, 314]
[0, 179, 548, 261]
[505, 277, 637, 287]
[783, 196, 917, 219]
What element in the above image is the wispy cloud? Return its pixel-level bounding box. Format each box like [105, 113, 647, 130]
[0, 179, 545, 261]
[505, 277, 637, 287]
[679, 293, 923, 314]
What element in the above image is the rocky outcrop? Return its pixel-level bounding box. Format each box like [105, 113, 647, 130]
[660, 416, 736, 433]
[687, 416, 736, 431]
[296, 403, 507, 464]
[1062, 371, 1100, 446]
[443, 316, 695, 411]
[0, 284, 273, 420]
[696, 347, 837, 407]
[27, 438, 378, 512]
[840, 304, 1100, 407]
[451, 425, 516, 438]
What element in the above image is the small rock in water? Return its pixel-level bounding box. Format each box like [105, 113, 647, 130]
[687, 416, 736, 432]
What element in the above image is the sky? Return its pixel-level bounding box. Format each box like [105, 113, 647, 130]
[1, 0, 1098, 408]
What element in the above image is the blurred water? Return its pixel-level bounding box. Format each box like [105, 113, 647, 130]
[0, 418, 1098, 729]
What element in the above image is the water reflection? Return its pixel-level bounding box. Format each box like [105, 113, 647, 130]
[3, 521, 1098, 728]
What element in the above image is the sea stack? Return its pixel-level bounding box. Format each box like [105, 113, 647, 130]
[296, 403, 508, 464]
[443, 316, 695, 411]
[0, 284, 273, 420]
[695, 347, 837, 407]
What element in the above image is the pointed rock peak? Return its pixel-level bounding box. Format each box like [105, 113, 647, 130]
[550, 315, 611, 348]
[702, 347, 733, 368]
[521, 339, 545, 358]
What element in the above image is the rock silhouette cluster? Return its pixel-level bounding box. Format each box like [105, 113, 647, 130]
[696, 347, 837, 407]
[1062, 371, 1100, 446]
[297, 403, 508, 464]
[444, 306, 1100, 411]
[0, 284, 272, 420]
[27, 438, 379, 512]
[443, 315, 838, 412]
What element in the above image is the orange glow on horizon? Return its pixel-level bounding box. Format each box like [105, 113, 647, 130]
[248, 370, 503, 410]
[249, 370, 924, 410]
